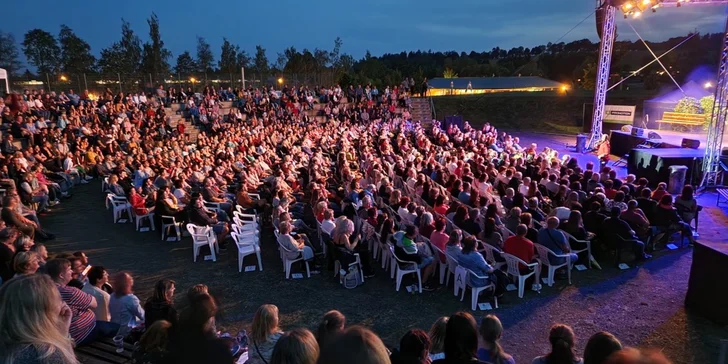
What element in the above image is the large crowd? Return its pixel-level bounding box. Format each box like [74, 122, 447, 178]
[0, 80, 696, 364]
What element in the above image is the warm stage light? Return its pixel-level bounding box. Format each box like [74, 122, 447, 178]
[705, 82, 713, 88]
[633, 11, 642, 18]
[624, 2, 633, 9]
[642, 0, 651, 5]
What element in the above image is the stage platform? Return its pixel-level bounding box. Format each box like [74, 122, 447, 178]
[609, 129, 728, 158]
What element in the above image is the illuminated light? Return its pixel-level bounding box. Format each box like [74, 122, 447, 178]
[60, 75, 68, 81]
[190, 77, 196, 83]
[642, 0, 651, 5]
[561, 85, 568, 92]
[277, 77, 284, 85]
[624, 2, 633, 9]
[705, 82, 713, 88]
[632, 11, 641, 18]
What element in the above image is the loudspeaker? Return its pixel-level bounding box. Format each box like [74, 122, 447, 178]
[681, 138, 700, 149]
[648, 131, 662, 140]
[631, 127, 646, 137]
[621, 125, 633, 133]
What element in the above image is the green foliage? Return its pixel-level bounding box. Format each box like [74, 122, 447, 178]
[0, 31, 23, 76]
[140, 13, 171, 83]
[174, 51, 196, 75]
[59, 25, 96, 74]
[218, 38, 238, 74]
[98, 20, 142, 76]
[22, 29, 60, 74]
[674, 97, 700, 114]
[700, 95, 715, 130]
[196, 37, 214, 73]
[253, 45, 270, 76]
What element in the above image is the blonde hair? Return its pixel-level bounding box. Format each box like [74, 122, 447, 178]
[0, 275, 78, 364]
[332, 216, 353, 242]
[251, 304, 280, 343]
[138, 320, 172, 354]
[428, 316, 449, 355]
[13, 251, 39, 275]
[270, 328, 319, 364]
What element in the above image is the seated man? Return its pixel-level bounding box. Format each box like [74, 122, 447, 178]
[603, 207, 651, 261]
[320, 209, 336, 236]
[537, 217, 578, 266]
[188, 194, 229, 244]
[504, 224, 541, 289]
[653, 195, 697, 246]
[46, 258, 119, 345]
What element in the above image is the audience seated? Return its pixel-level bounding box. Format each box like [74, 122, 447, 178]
[531, 324, 583, 364]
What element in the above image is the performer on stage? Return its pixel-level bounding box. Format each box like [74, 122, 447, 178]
[596, 134, 611, 168]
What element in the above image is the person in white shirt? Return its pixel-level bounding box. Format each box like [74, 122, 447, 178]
[82, 266, 112, 322]
[321, 209, 336, 236]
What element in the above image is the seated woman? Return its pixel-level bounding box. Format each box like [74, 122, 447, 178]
[247, 304, 284, 364]
[169, 294, 234, 364]
[531, 324, 583, 364]
[277, 221, 315, 264]
[144, 279, 178, 329]
[330, 216, 361, 272]
[109, 272, 145, 337]
[0, 274, 79, 363]
[129, 187, 152, 216]
[155, 186, 187, 225]
[107, 174, 126, 196]
[457, 236, 495, 289]
[481, 218, 505, 263]
[675, 185, 698, 225]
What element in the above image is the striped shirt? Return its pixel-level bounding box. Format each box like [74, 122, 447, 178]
[57, 283, 96, 343]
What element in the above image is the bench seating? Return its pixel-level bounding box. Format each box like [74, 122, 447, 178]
[75, 338, 134, 363]
[657, 112, 704, 131]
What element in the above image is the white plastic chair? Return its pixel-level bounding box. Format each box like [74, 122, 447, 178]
[187, 224, 219, 262]
[430, 243, 449, 285]
[233, 210, 258, 224]
[232, 232, 262, 272]
[534, 244, 572, 287]
[478, 241, 506, 270]
[444, 252, 460, 292]
[561, 230, 592, 269]
[455, 266, 499, 310]
[502, 253, 540, 298]
[161, 215, 182, 241]
[101, 177, 109, 193]
[276, 237, 311, 279]
[389, 245, 422, 293]
[105, 194, 131, 223]
[132, 208, 155, 232]
[232, 216, 258, 230]
[334, 252, 364, 284]
[231, 224, 260, 240]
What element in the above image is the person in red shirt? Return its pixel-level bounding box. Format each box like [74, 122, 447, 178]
[503, 224, 540, 286]
[596, 134, 611, 168]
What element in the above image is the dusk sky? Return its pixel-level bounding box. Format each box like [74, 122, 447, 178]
[4, 0, 727, 64]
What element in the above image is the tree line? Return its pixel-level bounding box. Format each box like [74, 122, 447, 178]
[0, 13, 722, 90]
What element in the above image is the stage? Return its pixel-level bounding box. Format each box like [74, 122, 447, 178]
[608, 129, 724, 158]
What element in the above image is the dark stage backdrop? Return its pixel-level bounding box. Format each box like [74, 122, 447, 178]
[628, 148, 703, 187]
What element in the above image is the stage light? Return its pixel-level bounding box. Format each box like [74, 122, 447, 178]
[624, 2, 633, 9]
[633, 11, 642, 18]
[705, 82, 713, 88]
[642, 0, 651, 5]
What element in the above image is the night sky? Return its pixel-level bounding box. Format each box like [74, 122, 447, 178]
[4, 0, 727, 63]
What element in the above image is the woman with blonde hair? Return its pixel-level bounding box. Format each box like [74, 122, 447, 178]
[0, 274, 78, 364]
[12, 250, 40, 277]
[271, 328, 320, 364]
[247, 304, 284, 364]
[317, 326, 390, 364]
[428, 316, 449, 361]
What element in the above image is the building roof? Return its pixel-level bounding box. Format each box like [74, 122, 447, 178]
[428, 76, 563, 90]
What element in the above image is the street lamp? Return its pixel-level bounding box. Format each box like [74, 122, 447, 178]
[277, 77, 284, 86]
[60, 75, 68, 82]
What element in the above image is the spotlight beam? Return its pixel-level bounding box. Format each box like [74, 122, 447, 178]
[626, 21, 686, 95]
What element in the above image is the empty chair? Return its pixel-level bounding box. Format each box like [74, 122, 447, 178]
[133, 209, 155, 232]
[561, 230, 592, 269]
[478, 242, 506, 270]
[232, 232, 262, 272]
[187, 224, 219, 262]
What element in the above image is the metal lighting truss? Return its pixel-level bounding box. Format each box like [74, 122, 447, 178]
[590, 0, 728, 188]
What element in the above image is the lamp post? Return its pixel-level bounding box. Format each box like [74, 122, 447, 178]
[277, 77, 284, 88]
[190, 77, 196, 92]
